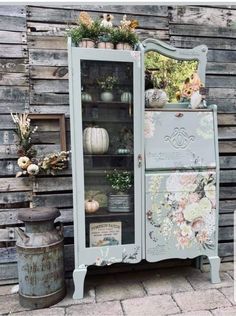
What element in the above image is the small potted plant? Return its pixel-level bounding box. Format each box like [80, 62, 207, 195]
[68, 12, 101, 48]
[97, 75, 118, 102]
[106, 169, 133, 212]
[97, 14, 115, 49]
[112, 15, 139, 50]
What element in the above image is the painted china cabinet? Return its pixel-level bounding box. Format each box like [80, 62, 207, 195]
[68, 38, 143, 299]
[68, 37, 221, 299]
[143, 39, 221, 285]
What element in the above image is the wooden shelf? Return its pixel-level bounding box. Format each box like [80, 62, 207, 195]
[83, 101, 132, 107]
[84, 154, 133, 157]
[85, 207, 134, 218]
[84, 169, 133, 176]
[83, 118, 132, 123]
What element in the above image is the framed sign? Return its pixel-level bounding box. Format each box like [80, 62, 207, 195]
[90, 222, 122, 247]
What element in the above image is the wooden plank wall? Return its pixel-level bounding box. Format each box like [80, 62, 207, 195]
[0, 4, 235, 283]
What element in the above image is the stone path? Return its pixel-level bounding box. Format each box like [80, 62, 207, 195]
[0, 263, 235, 315]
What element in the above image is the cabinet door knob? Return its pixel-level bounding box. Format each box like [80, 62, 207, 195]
[138, 154, 142, 168]
[175, 112, 184, 117]
[146, 210, 153, 221]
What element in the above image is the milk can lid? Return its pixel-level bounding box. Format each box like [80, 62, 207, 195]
[18, 207, 60, 222]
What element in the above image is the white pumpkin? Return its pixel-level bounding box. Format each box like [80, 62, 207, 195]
[83, 127, 109, 154]
[121, 92, 132, 103]
[85, 199, 99, 214]
[145, 89, 168, 108]
[81, 92, 92, 102]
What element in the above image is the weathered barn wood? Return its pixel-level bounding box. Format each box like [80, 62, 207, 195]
[0, 4, 236, 283]
[169, 6, 236, 28]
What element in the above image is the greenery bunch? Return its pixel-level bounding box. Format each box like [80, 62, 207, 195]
[106, 169, 133, 194]
[110, 28, 139, 47]
[67, 12, 139, 48]
[97, 75, 118, 91]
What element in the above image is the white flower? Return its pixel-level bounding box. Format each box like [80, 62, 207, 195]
[183, 202, 202, 222]
[27, 164, 39, 175]
[17, 156, 30, 169]
[183, 197, 212, 222]
[198, 197, 212, 215]
[180, 223, 193, 238]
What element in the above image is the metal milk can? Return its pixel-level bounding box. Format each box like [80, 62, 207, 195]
[16, 207, 66, 309]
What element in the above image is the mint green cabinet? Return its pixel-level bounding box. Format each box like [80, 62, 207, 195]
[68, 37, 221, 300]
[68, 39, 143, 299]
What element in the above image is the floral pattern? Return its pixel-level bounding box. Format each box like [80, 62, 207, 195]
[147, 172, 216, 251]
[144, 112, 156, 138]
[196, 112, 214, 140]
[94, 246, 140, 266]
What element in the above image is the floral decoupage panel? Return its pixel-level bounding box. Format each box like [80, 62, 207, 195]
[144, 111, 216, 170]
[145, 171, 217, 261]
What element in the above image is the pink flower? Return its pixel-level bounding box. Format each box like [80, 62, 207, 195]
[173, 211, 185, 225]
[177, 234, 190, 249]
[179, 197, 188, 208]
[179, 174, 197, 191]
[191, 217, 205, 232]
[196, 230, 209, 244]
[188, 193, 200, 203]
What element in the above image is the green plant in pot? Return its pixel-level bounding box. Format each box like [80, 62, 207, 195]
[106, 169, 133, 212]
[111, 15, 139, 50]
[97, 75, 118, 102]
[67, 12, 101, 47]
[97, 14, 115, 49]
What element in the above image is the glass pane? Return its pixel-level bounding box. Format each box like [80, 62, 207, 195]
[81, 60, 135, 248]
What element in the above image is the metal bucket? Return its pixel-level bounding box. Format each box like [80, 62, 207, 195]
[16, 207, 66, 309]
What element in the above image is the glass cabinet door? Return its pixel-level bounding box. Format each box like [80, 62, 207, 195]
[81, 59, 136, 248]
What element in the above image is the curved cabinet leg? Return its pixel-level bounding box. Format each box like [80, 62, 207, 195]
[208, 256, 221, 284]
[73, 265, 87, 299]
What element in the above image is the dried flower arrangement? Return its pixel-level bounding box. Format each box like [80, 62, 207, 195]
[67, 12, 139, 49]
[180, 72, 202, 100]
[111, 15, 139, 48]
[11, 113, 70, 177]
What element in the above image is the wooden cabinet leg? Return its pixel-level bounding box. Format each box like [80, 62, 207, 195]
[208, 256, 221, 284]
[73, 265, 87, 299]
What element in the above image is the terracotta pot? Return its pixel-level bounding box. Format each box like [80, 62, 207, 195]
[78, 39, 95, 48]
[97, 42, 114, 49]
[116, 43, 133, 50]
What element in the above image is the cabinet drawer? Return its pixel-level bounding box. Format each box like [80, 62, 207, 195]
[144, 111, 216, 170]
[145, 171, 217, 261]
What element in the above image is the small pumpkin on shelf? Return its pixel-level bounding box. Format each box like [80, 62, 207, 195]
[81, 92, 92, 102]
[85, 198, 100, 214]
